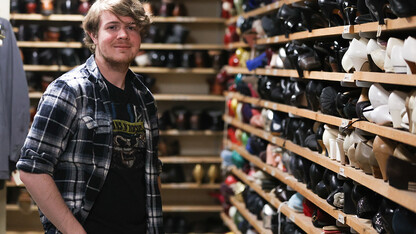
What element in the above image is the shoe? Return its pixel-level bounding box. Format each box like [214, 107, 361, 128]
[318, 0, 344, 27]
[320, 86, 340, 117]
[388, 90, 408, 128]
[402, 36, 416, 74]
[365, 0, 388, 24]
[369, 83, 390, 108]
[135, 52, 151, 67]
[372, 198, 396, 234]
[366, 38, 386, 72]
[373, 136, 397, 181]
[61, 0, 77, 14]
[40, 0, 54, 16]
[386, 155, 416, 190]
[405, 90, 416, 134]
[322, 124, 339, 157]
[387, 0, 416, 18]
[172, 2, 187, 16]
[355, 139, 375, 175]
[343, 179, 355, 214]
[348, 38, 370, 72]
[392, 206, 416, 233]
[365, 104, 393, 126]
[390, 44, 408, 74]
[385, 37, 404, 73]
[78, 0, 91, 15]
[60, 48, 80, 66]
[166, 51, 180, 68]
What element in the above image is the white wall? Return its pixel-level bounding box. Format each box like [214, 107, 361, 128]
[0, 0, 10, 19]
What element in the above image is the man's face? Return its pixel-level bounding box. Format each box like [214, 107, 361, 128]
[90, 11, 141, 66]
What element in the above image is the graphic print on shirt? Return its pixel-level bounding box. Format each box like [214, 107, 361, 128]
[111, 103, 146, 169]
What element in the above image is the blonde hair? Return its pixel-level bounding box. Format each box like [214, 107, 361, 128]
[82, 0, 151, 52]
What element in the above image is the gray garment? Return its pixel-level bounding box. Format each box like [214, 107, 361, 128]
[0, 17, 29, 179]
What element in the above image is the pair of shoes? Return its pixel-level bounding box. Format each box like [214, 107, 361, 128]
[192, 164, 219, 184]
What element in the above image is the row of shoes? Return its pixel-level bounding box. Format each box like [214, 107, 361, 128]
[10, 0, 92, 15]
[143, 0, 187, 17]
[22, 48, 89, 66]
[158, 107, 224, 131]
[223, 129, 416, 232]
[164, 215, 228, 233]
[221, 0, 273, 19]
[144, 24, 189, 44]
[16, 24, 84, 42]
[229, 93, 416, 191]
[231, 72, 416, 136]
[228, 0, 416, 42]
[342, 36, 416, 75]
[160, 164, 220, 184]
[134, 50, 217, 68]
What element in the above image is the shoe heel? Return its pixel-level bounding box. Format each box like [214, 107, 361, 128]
[405, 60, 416, 74]
[371, 166, 382, 179]
[390, 108, 403, 129]
[389, 175, 408, 190]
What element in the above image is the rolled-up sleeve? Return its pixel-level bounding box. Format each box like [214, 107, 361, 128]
[17, 80, 77, 176]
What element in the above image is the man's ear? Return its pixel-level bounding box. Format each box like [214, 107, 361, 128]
[88, 32, 98, 44]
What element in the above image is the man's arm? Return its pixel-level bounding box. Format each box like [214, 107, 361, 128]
[19, 171, 86, 234]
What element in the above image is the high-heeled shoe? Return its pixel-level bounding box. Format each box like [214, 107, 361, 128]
[402, 36, 416, 74]
[385, 37, 404, 73]
[405, 90, 416, 134]
[355, 139, 377, 175]
[318, 0, 344, 27]
[391, 44, 408, 74]
[387, 0, 416, 18]
[348, 38, 370, 72]
[365, 0, 388, 25]
[386, 155, 416, 190]
[373, 136, 397, 181]
[340, 0, 358, 25]
[388, 90, 408, 128]
[366, 38, 385, 72]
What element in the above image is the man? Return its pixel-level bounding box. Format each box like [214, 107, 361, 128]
[16, 0, 163, 233]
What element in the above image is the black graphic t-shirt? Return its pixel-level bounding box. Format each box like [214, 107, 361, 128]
[84, 77, 147, 234]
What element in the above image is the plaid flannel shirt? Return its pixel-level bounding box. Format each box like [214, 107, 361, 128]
[17, 55, 164, 234]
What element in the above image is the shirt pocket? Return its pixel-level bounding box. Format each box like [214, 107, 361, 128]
[81, 116, 111, 134]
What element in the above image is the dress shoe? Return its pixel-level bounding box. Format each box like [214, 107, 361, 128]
[372, 198, 396, 234]
[166, 51, 180, 68]
[391, 43, 408, 74]
[348, 38, 370, 72]
[392, 206, 416, 233]
[369, 83, 390, 108]
[323, 124, 339, 157]
[318, 0, 344, 27]
[386, 155, 416, 190]
[40, 0, 54, 16]
[372, 135, 397, 181]
[402, 36, 416, 74]
[288, 193, 304, 212]
[309, 163, 325, 194]
[355, 139, 376, 175]
[388, 90, 408, 129]
[60, 48, 80, 66]
[25, 0, 37, 13]
[172, 106, 190, 130]
[342, 179, 355, 214]
[406, 90, 416, 134]
[366, 38, 386, 71]
[78, 0, 91, 15]
[365, 0, 389, 25]
[172, 2, 187, 16]
[61, 0, 77, 14]
[388, 0, 416, 18]
[385, 37, 404, 73]
[320, 86, 341, 117]
[335, 89, 361, 119]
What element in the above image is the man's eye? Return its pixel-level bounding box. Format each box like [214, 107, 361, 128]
[108, 25, 118, 30]
[127, 26, 137, 31]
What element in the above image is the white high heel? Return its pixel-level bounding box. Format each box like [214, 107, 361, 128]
[405, 90, 416, 134]
[348, 38, 370, 72]
[391, 45, 408, 74]
[402, 36, 416, 74]
[388, 90, 407, 128]
[369, 83, 391, 108]
[323, 124, 338, 158]
[366, 38, 386, 71]
[385, 37, 404, 73]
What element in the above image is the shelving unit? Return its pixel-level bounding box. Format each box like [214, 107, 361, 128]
[220, 1, 416, 233]
[6, 0, 226, 232]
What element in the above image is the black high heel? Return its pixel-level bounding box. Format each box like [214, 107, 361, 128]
[277, 4, 303, 37]
[340, 0, 358, 25]
[318, 0, 344, 27]
[386, 156, 416, 190]
[365, 0, 388, 25]
[387, 0, 416, 18]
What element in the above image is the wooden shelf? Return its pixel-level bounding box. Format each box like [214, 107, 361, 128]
[226, 0, 301, 25]
[256, 16, 416, 46]
[163, 205, 222, 212]
[225, 66, 416, 87]
[140, 43, 224, 50]
[152, 16, 225, 23]
[130, 67, 217, 74]
[17, 41, 83, 48]
[17, 41, 223, 50]
[229, 142, 377, 234]
[154, 94, 225, 102]
[225, 91, 416, 147]
[6, 205, 38, 212]
[24, 65, 217, 74]
[229, 197, 273, 234]
[223, 116, 416, 214]
[220, 212, 242, 234]
[226, 41, 249, 49]
[159, 156, 221, 164]
[29, 92, 225, 102]
[10, 13, 225, 24]
[230, 167, 323, 234]
[10, 13, 84, 21]
[160, 129, 223, 136]
[161, 183, 220, 189]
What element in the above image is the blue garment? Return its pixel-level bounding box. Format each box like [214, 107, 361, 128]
[17, 55, 163, 233]
[0, 17, 30, 180]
